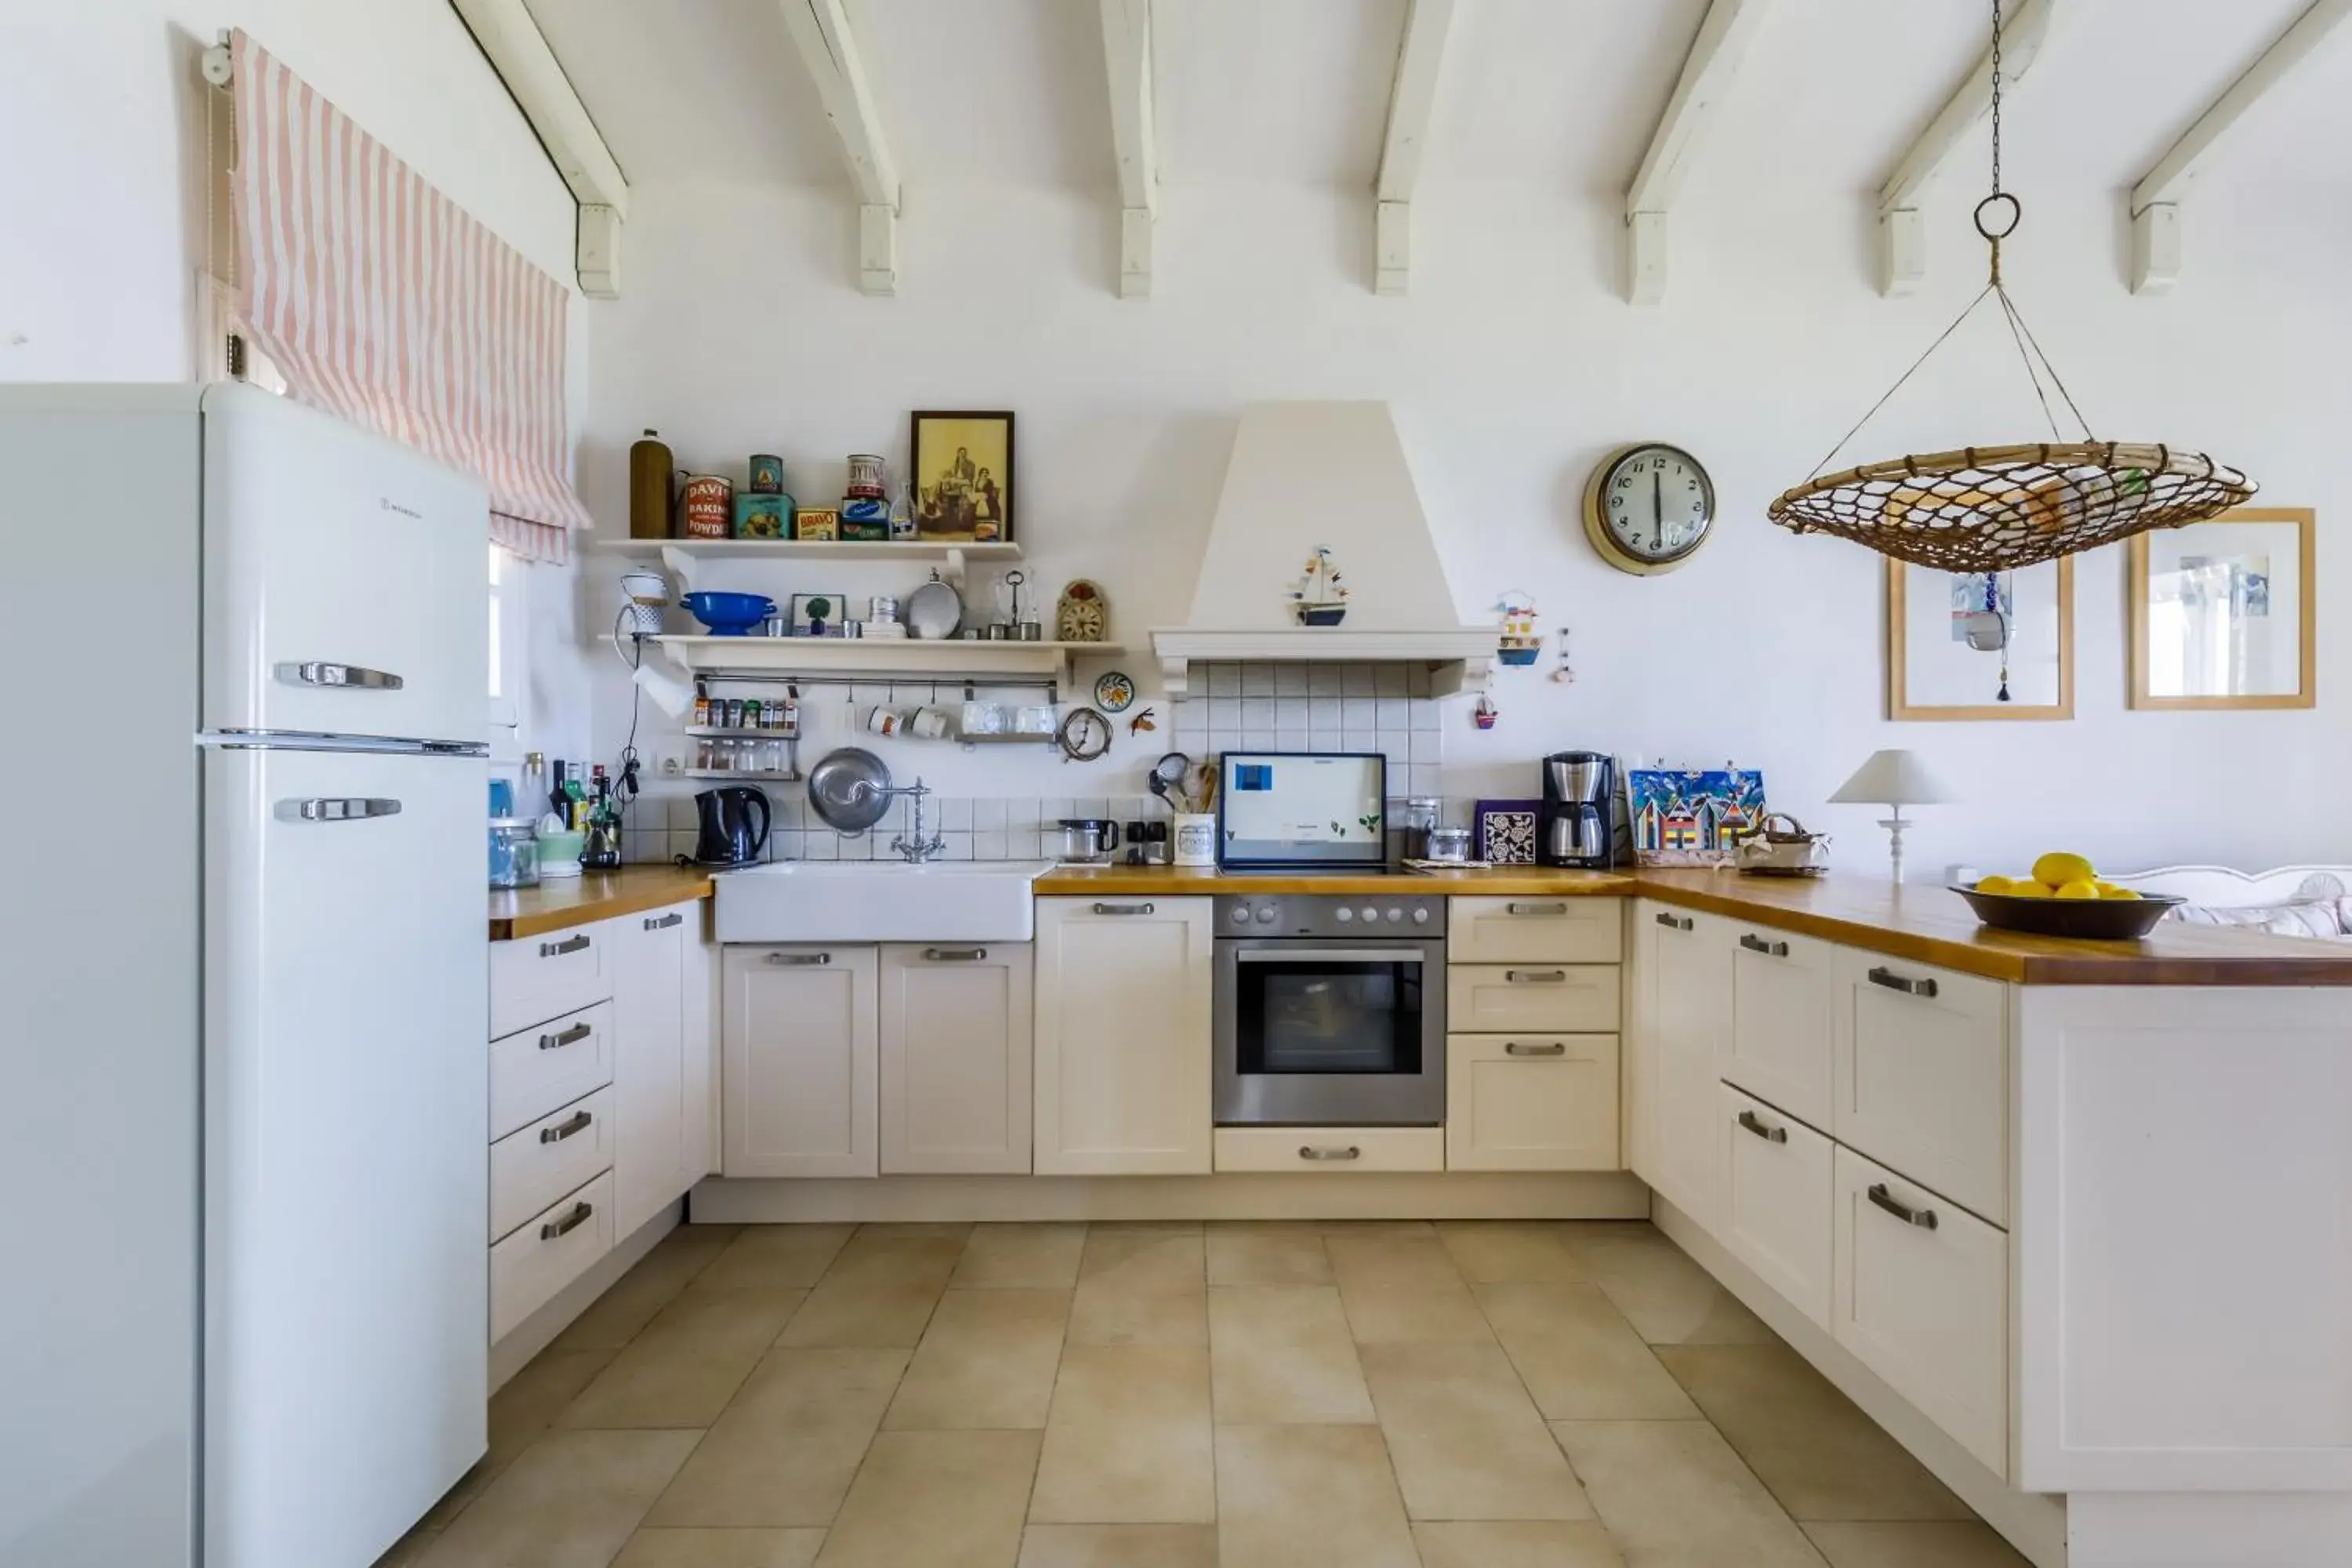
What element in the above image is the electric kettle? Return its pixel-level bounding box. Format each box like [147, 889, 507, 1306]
[694, 786, 771, 866]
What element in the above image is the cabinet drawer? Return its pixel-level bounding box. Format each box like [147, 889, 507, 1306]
[1449, 897, 1623, 965]
[1726, 926, 1836, 1129]
[490, 920, 612, 1039]
[1213, 1127, 1443, 1173]
[1832, 949, 2007, 1225]
[1445, 1033, 1619, 1171]
[491, 1000, 615, 1140]
[490, 1171, 613, 1342]
[1448, 964, 1620, 1035]
[1719, 1083, 1833, 1328]
[1831, 1146, 2008, 1479]
[490, 1086, 614, 1243]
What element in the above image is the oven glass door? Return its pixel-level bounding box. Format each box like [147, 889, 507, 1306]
[1218, 941, 1444, 1125]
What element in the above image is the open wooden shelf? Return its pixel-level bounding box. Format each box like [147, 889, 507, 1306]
[590, 537, 1022, 564]
[650, 636, 1127, 691]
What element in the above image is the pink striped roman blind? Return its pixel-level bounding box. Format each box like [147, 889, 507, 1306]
[228, 29, 590, 563]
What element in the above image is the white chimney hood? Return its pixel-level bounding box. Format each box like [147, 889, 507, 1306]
[1151, 401, 1493, 695]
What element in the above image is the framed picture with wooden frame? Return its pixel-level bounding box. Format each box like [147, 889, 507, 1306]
[2129, 506, 2314, 710]
[908, 410, 1014, 543]
[1886, 555, 2075, 721]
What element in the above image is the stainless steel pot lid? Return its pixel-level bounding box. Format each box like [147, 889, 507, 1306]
[807, 746, 893, 832]
[906, 579, 962, 641]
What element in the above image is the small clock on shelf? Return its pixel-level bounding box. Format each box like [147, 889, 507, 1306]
[1583, 442, 1715, 575]
[1055, 579, 1109, 642]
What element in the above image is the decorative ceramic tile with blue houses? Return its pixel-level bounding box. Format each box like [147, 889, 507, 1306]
[1628, 768, 1767, 866]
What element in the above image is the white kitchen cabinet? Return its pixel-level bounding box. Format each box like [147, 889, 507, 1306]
[1033, 897, 1214, 1175]
[1445, 1033, 1619, 1171]
[1446, 964, 1621, 1035]
[722, 946, 880, 1178]
[1725, 924, 1837, 1131]
[1648, 904, 1733, 1228]
[609, 902, 691, 1237]
[490, 920, 609, 1040]
[1214, 1126, 1444, 1172]
[1832, 1144, 2009, 1479]
[1831, 949, 2008, 1225]
[1448, 896, 1622, 965]
[489, 1000, 615, 1142]
[680, 907, 717, 1184]
[880, 942, 1034, 1175]
[1719, 1082, 1834, 1328]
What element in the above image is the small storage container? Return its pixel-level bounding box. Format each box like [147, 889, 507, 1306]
[489, 818, 540, 889]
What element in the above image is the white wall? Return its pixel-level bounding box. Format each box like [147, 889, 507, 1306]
[0, 0, 595, 761]
[584, 169, 2346, 878]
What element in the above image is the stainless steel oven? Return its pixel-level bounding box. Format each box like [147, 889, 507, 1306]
[1214, 892, 1446, 1126]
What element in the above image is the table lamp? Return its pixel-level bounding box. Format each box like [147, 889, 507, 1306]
[1829, 750, 1954, 883]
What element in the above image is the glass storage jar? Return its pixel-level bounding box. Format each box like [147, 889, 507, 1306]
[488, 818, 541, 889]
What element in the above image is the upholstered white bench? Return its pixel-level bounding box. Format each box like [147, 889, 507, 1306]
[2109, 864, 2352, 942]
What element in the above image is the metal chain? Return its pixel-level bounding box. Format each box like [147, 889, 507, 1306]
[1990, 0, 2003, 198]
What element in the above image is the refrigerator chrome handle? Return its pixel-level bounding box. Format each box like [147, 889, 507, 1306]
[278, 660, 405, 691]
[539, 1201, 593, 1240]
[278, 797, 401, 822]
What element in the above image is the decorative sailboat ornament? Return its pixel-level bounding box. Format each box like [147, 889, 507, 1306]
[1290, 546, 1350, 627]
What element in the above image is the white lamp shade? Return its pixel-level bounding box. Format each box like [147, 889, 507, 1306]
[1829, 749, 1955, 807]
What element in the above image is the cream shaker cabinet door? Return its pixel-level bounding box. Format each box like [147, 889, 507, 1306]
[1445, 1033, 1621, 1171]
[880, 942, 1034, 1174]
[722, 946, 880, 1178]
[1033, 898, 1214, 1175]
[610, 903, 691, 1236]
[1725, 925, 1836, 1131]
[1650, 905, 1733, 1228]
[1719, 1083, 1834, 1329]
[1831, 949, 2008, 1225]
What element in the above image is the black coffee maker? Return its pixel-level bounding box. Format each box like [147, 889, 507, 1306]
[1539, 751, 1618, 869]
[694, 786, 771, 866]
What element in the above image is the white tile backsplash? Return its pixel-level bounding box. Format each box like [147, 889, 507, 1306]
[1241, 665, 1276, 695]
[1207, 662, 1241, 695]
[1275, 663, 1308, 695]
[1308, 664, 1344, 696]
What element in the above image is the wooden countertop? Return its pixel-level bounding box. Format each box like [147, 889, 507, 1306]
[488, 865, 714, 942]
[1033, 863, 2352, 985]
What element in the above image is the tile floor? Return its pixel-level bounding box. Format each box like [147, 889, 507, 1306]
[382, 1219, 2029, 1568]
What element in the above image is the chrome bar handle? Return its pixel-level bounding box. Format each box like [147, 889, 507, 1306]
[1504, 969, 1569, 984]
[539, 934, 590, 958]
[1867, 1183, 1940, 1230]
[539, 1201, 593, 1240]
[765, 952, 832, 966]
[1740, 935, 1790, 957]
[1092, 902, 1156, 916]
[1505, 1041, 1568, 1058]
[1867, 967, 1939, 1000]
[923, 947, 988, 962]
[1298, 1145, 1362, 1162]
[644, 913, 684, 931]
[1654, 912, 1694, 931]
[1737, 1109, 1788, 1145]
[539, 1022, 592, 1051]
[539, 1109, 593, 1144]
[278, 660, 404, 690]
[282, 797, 401, 822]
[1506, 902, 1570, 916]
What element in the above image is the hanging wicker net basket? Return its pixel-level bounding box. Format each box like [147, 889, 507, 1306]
[1768, 441, 2255, 573]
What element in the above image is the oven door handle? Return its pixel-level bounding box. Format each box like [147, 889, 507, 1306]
[1232, 949, 1432, 964]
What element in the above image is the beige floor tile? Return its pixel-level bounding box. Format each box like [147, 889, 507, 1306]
[550, 1226, 738, 1352]
[420, 1345, 617, 1527]
[1318, 1218, 1436, 1236]
[1078, 1223, 1205, 1287]
[884, 1288, 1070, 1430]
[1658, 1343, 1969, 1522]
[374, 1526, 439, 1566]
[1068, 1224, 1207, 1346]
[646, 1348, 909, 1528]
[1557, 1223, 1774, 1345]
[418, 1428, 699, 1568]
[1801, 1522, 2031, 1568]
[952, 1222, 1087, 1288]
[1411, 1521, 1628, 1568]
[1549, 1419, 1827, 1568]
[1029, 1344, 1215, 1524]
[611, 1528, 827, 1566]
[1207, 1285, 1374, 1424]
[1436, 1221, 1587, 1283]
[814, 1428, 1040, 1568]
[1336, 1276, 1494, 1345]
[1478, 1283, 1700, 1421]
[1205, 1226, 1332, 1285]
[1359, 1341, 1592, 1522]
[564, 1288, 804, 1428]
[1326, 1232, 1467, 1290]
[775, 1225, 967, 1347]
[691, 1225, 856, 1293]
[1214, 1423, 1419, 1568]
[1014, 1525, 1217, 1567]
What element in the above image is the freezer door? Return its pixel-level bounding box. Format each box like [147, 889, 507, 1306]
[205, 746, 487, 1568]
[201, 382, 488, 745]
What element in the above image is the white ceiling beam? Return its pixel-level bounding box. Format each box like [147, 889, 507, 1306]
[1874, 0, 2065, 297]
[449, 0, 629, 299]
[1098, 0, 1156, 299]
[1373, 0, 1456, 296]
[1622, 0, 1775, 306]
[2128, 0, 2352, 295]
[776, 0, 902, 295]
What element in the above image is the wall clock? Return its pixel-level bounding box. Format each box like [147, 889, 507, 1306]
[1055, 579, 1109, 642]
[1583, 442, 1715, 575]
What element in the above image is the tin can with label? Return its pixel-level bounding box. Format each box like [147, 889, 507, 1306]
[733, 491, 789, 539]
[679, 474, 733, 539]
[748, 454, 786, 494]
[844, 453, 887, 499]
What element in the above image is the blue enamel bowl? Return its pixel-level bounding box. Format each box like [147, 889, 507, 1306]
[682, 590, 777, 636]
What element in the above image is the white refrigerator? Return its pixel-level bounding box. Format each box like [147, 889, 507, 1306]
[0, 382, 490, 1567]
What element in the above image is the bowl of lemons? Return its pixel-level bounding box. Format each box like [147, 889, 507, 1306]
[1951, 854, 2184, 939]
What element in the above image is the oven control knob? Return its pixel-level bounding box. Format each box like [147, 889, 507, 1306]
[1229, 905, 1251, 926]
[1335, 906, 1354, 923]
[1255, 904, 1279, 924]
[1385, 907, 1404, 923]
[1412, 906, 1431, 924]
[1359, 906, 1379, 924]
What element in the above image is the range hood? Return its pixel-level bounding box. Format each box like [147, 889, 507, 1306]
[1151, 401, 1493, 695]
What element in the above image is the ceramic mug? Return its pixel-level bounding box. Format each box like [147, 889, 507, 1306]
[909, 706, 950, 740]
[866, 706, 907, 738]
[1173, 813, 1217, 868]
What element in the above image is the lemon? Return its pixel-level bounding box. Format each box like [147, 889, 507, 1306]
[2006, 881, 2052, 899]
[2033, 851, 2096, 888]
[2099, 886, 2143, 901]
[1975, 874, 2020, 895]
[2054, 880, 2101, 900]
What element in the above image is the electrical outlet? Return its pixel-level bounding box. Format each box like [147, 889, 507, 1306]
[659, 751, 685, 778]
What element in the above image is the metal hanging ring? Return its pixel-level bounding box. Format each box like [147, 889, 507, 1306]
[1975, 192, 2022, 242]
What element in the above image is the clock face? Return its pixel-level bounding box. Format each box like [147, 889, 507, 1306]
[1056, 580, 1109, 641]
[1592, 444, 1715, 572]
